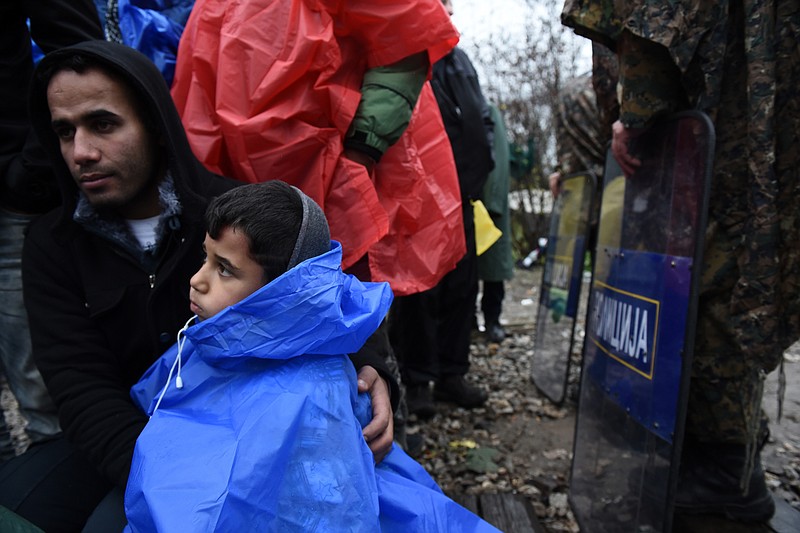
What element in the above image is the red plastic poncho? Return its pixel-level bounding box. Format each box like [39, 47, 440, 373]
[171, 0, 465, 295]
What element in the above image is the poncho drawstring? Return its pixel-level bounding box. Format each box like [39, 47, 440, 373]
[152, 315, 195, 415]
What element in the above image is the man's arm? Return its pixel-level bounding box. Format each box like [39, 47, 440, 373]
[341, 55, 428, 456]
[347, 320, 399, 461]
[343, 52, 429, 169]
[355, 366, 393, 462]
[612, 30, 686, 175]
[336, 6, 451, 456]
[23, 223, 147, 486]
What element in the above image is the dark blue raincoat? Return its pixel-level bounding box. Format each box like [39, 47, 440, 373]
[124, 242, 498, 532]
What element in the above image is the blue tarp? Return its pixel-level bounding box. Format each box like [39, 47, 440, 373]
[117, 0, 194, 85]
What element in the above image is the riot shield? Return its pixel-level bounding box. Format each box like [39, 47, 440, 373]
[531, 171, 596, 404]
[569, 112, 714, 533]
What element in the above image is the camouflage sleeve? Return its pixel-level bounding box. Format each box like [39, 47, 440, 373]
[591, 42, 619, 141]
[617, 30, 687, 129]
[555, 75, 606, 177]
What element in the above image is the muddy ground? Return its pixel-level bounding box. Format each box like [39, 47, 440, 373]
[409, 267, 800, 532]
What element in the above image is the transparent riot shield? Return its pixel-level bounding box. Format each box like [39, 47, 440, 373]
[569, 112, 714, 533]
[531, 172, 596, 404]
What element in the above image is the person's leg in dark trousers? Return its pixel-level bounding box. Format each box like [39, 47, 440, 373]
[481, 280, 506, 342]
[389, 287, 440, 419]
[432, 206, 487, 408]
[480, 281, 504, 326]
[0, 437, 110, 533]
[390, 207, 487, 413]
[435, 247, 477, 379]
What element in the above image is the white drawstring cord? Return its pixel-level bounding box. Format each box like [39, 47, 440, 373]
[151, 315, 196, 415]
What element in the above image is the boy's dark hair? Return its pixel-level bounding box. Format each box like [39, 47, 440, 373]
[206, 181, 330, 282]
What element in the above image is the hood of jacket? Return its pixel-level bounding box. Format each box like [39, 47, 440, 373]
[188, 241, 393, 366]
[28, 40, 216, 237]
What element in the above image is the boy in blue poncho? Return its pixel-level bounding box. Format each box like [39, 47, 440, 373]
[124, 181, 498, 532]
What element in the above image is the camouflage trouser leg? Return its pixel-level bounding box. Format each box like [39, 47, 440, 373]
[686, 222, 768, 446]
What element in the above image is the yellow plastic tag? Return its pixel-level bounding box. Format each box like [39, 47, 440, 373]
[472, 199, 502, 256]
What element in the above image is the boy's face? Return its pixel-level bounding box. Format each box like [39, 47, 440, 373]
[189, 227, 267, 321]
[46, 67, 163, 220]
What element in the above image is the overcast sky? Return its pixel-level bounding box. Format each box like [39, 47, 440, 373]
[449, 0, 592, 71]
[450, 0, 531, 42]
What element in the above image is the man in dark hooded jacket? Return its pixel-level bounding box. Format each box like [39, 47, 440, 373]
[0, 40, 396, 532]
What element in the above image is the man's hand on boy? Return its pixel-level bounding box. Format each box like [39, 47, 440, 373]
[357, 366, 394, 462]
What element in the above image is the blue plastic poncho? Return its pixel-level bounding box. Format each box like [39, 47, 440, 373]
[117, 0, 194, 85]
[124, 242, 498, 532]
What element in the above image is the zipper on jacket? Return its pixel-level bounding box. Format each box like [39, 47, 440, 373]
[431, 78, 461, 120]
[106, 242, 161, 290]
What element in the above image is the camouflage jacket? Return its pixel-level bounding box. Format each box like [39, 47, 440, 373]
[562, 0, 800, 366]
[555, 73, 606, 178]
[562, 0, 727, 128]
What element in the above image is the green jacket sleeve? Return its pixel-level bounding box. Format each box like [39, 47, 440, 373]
[344, 52, 429, 161]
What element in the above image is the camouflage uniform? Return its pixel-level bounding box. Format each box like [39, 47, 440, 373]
[555, 73, 606, 179]
[562, 0, 800, 458]
[555, 55, 616, 248]
[589, 43, 619, 152]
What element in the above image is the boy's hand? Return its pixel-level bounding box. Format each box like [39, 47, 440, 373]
[357, 365, 394, 462]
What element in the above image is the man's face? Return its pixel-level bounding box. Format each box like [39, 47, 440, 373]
[47, 67, 163, 219]
[189, 227, 267, 321]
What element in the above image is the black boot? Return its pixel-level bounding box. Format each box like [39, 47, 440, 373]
[674, 440, 775, 523]
[434, 375, 488, 408]
[406, 383, 436, 420]
[485, 321, 506, 343]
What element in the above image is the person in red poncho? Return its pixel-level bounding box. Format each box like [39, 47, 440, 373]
[171, 0, 465, 296]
